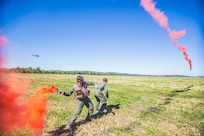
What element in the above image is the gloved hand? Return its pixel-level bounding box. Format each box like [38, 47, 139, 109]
[106, 93, 109, 99]
[82, 82, 88, 88]
[57, 90, 63, 94]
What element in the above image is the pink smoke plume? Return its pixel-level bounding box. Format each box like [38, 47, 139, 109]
[0, 36, 9, 47]
[141, 0, 192, 70]
[0, 32, 58, 135]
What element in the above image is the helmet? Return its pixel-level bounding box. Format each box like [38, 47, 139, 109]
[103, 78, 108, 82]
[77, 75, 84, 81]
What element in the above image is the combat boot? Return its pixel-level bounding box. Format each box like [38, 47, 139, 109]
[99, 111, 104, 116]
[85, 116, 92, 122]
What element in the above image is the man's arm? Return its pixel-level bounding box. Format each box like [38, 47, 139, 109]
[63, 86, 75, 96]
[104, 84, 109, 98]
[85, 81, 95, 86]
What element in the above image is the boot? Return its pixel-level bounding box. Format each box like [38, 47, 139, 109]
[85, 116, 92, 122]
[99, 103, 106, 113]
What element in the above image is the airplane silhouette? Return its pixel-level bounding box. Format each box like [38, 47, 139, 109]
[32, 54, 40, 57]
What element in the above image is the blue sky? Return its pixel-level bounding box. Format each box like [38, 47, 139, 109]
[1, 0, 203, 76]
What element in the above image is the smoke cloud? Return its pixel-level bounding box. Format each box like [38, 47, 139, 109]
[0, 32, 58, 135]
[0, 74, 58, 135]
[141, 0, 192, 70]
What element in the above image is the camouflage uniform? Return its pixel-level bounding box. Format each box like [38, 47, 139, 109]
[63, 79, 95, 126]
[94, 78, 109, 113]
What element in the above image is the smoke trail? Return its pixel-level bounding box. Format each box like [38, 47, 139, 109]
[140, 0, 192, 70]
[0, 34, 9, 68]
[0, 36, 9, 47]
[0, 32, 58, 135]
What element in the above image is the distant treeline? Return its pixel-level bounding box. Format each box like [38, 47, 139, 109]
[0, 67, 202, 77]
[0, 67, 135, 75]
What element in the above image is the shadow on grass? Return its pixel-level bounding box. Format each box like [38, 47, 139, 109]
[92, 104, 120, 119]
[47, 120, 90, 136]
[47, 124, 68, 136]
[48, 104, 120, 136]
[143, 85, 204, 135]
[147, 85, 193, 113]
[160, 85, 193, 106]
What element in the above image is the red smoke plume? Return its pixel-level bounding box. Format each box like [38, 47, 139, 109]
[27, 85, 58, 133]
[0, 74, 31, 132]
[0, 33, 58, 135]
[0, 74, 58, 135]
[141, 0, 192, 70]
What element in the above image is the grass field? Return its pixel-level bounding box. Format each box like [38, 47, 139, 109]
[1, 73, 204, 136]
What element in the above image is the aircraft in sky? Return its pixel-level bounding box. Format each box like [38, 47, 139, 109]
[32, 54, 40, 57]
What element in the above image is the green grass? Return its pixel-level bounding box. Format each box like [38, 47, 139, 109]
[1, 74, 204, 136]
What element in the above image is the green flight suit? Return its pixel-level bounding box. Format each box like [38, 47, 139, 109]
[63, 81, 95, 126]
[94, 82, 109, 112]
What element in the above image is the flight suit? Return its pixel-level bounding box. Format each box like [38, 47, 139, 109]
[63, 81, 95, 126]
[94, 82, 109, 113]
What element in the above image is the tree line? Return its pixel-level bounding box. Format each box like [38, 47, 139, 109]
[0, 67, 136, 76]
[0, 67, 198, 77]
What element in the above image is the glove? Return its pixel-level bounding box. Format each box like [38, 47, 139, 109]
[57, 90, 63, 94]
[106, 93, 109, 99]
[82, 82, 88, 88]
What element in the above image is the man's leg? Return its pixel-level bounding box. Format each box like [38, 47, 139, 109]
[94, 95, 101, 111]
[97, 93, 107, 113]
[68, 99, 84, 128]
[84, 97, 94, 121]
